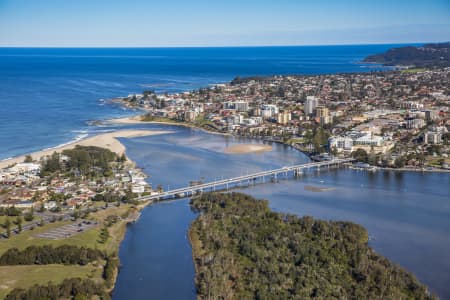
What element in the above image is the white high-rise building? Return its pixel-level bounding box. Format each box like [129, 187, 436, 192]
[305, 96, 318, 115]
[261, 104, 279, 118]
[224, 101, 249, 112]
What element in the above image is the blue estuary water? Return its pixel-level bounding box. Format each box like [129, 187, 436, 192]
[112, 125, 450, 299]
[0, 45, 396, 160]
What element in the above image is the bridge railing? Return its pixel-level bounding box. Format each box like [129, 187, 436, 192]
[137, 158, 354, 201]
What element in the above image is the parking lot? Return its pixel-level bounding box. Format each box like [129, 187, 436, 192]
[35, 220, 98, 240]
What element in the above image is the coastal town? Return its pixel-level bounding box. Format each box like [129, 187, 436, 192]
[0, 66, 449, 298]
[1, 0, 449, 297]
[115, 67, 450, 171]
[3, 67, 448, 240]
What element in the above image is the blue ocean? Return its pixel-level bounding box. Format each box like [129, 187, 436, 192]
[0, 45, 400, 159]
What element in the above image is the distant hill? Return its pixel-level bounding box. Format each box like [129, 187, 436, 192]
[364, 42, 450, 67]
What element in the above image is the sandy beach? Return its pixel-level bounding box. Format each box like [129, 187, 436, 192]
[0, 130, 171, 169]
[224, 144, 272, 154]
[106, 116, 146, 124]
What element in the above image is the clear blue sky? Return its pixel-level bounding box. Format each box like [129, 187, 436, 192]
[0, 0, 449, 47]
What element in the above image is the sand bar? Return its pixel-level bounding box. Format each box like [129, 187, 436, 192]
[0, 130, 171, 169]
[304, 185, 336, 192]
[224, 144, 272, 154]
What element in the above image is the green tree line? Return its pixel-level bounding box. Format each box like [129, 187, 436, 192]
[0, 245, 104, 266]
[5, 278, 109, 300]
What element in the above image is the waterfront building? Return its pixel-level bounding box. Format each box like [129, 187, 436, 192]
[329, 131, 392, 154]
[328, 136, 353, 152]
[184, 110, 198, 122]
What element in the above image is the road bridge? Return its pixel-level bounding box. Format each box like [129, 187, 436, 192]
[137, 158, 354, 202]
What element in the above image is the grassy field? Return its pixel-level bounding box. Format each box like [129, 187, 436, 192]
[287, 138, 305, 145]
[0, 220, 102, 255]
[0, 216, 34, 229]
[0, 203, 134, 255]
[0, 264, 102, 299]
[427, 156, 450, 167]
[401, 68, 428, 74]
[0, 203, 137, 298]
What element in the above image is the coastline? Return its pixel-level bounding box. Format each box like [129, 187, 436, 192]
[106, 115, 450, 173]
[105, 116, 232, 137]
[376, 166, 450, 173]
[0, 129, 172, 169]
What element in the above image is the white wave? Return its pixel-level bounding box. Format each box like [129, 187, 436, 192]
[71, 130, 88, 133]
[42, 133, 89, 151]
[91, 129, 114, 133]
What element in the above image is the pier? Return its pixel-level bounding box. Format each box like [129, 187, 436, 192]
[137, 158, 354, 202]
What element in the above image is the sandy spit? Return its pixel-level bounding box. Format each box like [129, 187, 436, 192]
[0, 130, 171, 169]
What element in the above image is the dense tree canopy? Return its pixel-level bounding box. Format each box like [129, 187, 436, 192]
[190, 192, 434, 300]
[41, 146, 118, 178]
[5, 278, 108, 300]
[352, 148, 369, 163]
[0, 245, 104, 266]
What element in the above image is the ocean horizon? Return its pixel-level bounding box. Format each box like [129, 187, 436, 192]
[0, 44, 409, 160]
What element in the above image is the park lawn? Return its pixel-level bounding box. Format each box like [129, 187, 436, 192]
[287, 138, 305, 145]
[401, 68, 427, 74]
[0, 264, 103, 299]
[0, 216, 34, 229]
[0, 204, 135, 256]
[90, 201, 108, 208]
[0, 217, 10, 224]
[0, 220, 105, 255]
[426, 156, 450, 167]
[88, 204, 135, 254]
[89, 204, 130, 221]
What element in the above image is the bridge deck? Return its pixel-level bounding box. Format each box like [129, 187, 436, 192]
[138, 158, 354, 201]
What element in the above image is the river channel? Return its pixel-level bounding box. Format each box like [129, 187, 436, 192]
[112, 124, 450, 299]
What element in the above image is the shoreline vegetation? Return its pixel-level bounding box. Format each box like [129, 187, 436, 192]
[189, 192, 436, 299]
